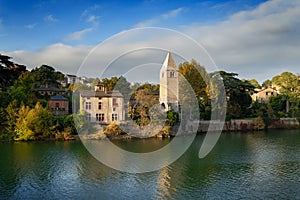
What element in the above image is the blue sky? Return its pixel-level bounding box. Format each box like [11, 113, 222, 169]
[0, 0, 265, 51]
[1, 0, 299, 83]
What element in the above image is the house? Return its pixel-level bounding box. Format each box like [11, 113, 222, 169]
[65, 74, 79, 84]
[48, 94, 69, 116]
[79, 84, 125, 123]
[251, 87, 278, 102]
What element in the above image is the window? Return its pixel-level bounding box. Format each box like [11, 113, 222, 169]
[112, 113, 118, 121]
[162, 72, 164, 78]
[170, 71, 175, 78]
[87, 113, 91, 121]
[55, 102, 59, 108]
[98, 102, 102, 110]
[85, 102, 91, 110]
[113, 98, 118, 107]
[96, 113, 105, 121]
[271, 92, 274, 95]
[113, 107, 116, 111]
[266, 92, 269, 96]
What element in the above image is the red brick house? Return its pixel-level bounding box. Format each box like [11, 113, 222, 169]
[48, 94, 69, 116]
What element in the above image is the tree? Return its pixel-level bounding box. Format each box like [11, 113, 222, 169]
[114, 76, 132, 99]
[5, 100, 20, 136]
[271, 72, 300, 115]
[31, 65, 64, 88]
[101, 77, 118, 91]
[0, 54, 27, 90]
[166, 110, 179, 126]
[178, 60, 209, 102]
[269, 95, 286, 118]
[262, 79, 272, 88]
[248, 79, 261, 89]
[256, 102, 274, 129]
[216, 71, 254, 119]
[7, 71, 38, 107]
[129, 86, 159, 126]
[14, 102, 54, 141]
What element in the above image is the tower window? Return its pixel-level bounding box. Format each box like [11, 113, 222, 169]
[162, 72, 164, 78]
[170, 71, 175, 78]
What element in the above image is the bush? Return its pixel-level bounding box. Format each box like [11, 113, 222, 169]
[253, 116, 265, 130]
[103, 122, 123, 136]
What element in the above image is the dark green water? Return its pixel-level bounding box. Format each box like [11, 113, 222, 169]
[1, 130, 300, 199]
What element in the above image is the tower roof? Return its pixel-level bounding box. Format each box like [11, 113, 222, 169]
[161, 52, 177, 70]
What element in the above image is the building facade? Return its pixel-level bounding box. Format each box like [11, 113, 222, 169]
[159, 52, 179, 112]
[48, 94, 69, 116]
[251, 87, 278, 102]
[79, 84, 125, 124]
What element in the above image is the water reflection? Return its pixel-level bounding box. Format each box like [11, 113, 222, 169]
[0, 130, 300, 199]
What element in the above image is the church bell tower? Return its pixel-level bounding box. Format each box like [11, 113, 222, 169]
[159, 52, 179, 112]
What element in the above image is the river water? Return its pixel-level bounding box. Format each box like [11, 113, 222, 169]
[0, 130, 300, 199]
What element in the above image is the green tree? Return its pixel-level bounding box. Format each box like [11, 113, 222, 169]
[114, 76, 132, 99]
[262, 79, 272, 88]
[271, 72, 300, 115]
[31, 65, 64, 88]
[166, 110, 179, 126]
[101, 77, 118, 91]
[248, 79, 261, 89]
[5, 100, 19, 136]
[216, 71, 254, 119]
[7, 71, 38, 107]
[0, 54, 27, 91]
[178, 60, 209, 102]
[256, 102, 274, 129]
[269, 95, 286, 118]
[14, 102, 54, 141]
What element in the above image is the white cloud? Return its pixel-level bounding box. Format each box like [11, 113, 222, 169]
[4, 0, 300, 84]
[183, 0, 300, 82]
[24, 23, 36, 29]
[44, 14, 58, 22]
[86, 15, 100, 26]
[6, 43, 92, 74]
[161, 7, 185, 19]
[135, 7, 185, 27]
[82, 4, 100, 17]
[65, 28, 93, 41]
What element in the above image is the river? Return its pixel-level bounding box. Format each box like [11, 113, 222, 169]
[0, 129, 300, 199]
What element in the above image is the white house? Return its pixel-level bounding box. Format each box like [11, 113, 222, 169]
[79, 84, 125, 124]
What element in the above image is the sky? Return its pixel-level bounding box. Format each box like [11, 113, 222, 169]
[0, 0, 299, 84]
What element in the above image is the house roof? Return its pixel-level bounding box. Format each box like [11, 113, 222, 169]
[49, 94, 68, 101]
[80, 90, 123, 98]
[33, 86, 65, 92]
[257, 87, 278, 93]
[66, 74, 77, 78]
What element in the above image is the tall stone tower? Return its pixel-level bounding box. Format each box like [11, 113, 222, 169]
[159, 52, 179, 112]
